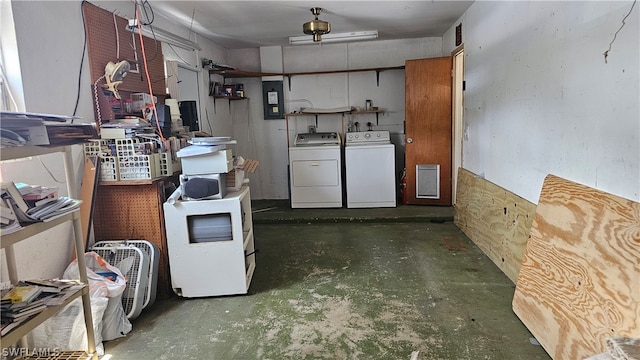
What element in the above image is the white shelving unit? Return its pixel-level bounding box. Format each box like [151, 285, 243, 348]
[163, 185, 256, 297]
[1, 145, 96, 358]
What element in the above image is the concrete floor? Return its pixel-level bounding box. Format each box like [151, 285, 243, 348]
[103, 203, 551, 359]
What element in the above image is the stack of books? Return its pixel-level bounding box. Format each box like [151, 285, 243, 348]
[100, 117, 156, 139]
[0, 279, 84, 336]
[15, 183, 59, 208]
[0, 181, 82, 227]
[1, 285, 45, 335]
[0, 193, 22, 235]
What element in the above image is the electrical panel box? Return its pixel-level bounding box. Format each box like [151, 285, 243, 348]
[262, 81, 284, 119]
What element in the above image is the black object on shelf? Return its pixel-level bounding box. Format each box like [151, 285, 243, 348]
[149, 104, 172, 137]
[179, 101, 199, 131]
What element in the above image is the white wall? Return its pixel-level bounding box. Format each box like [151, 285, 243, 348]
[0, 1, 93, 283]
[443, 1, 639, 203]
[221, 38, 442, 199]
[0, 0, 231, 282]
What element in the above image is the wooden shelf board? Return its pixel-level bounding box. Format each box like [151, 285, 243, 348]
[209, 66, 405, 78]
[1, 146, 69, 162]
[209, 69, 279, 78]
[212, 95, 248, 100]
[286, 109, 385, 117]
[98, 177, 166, 186]
[1, 286, 88, 346]
[1, 212, 80, 249]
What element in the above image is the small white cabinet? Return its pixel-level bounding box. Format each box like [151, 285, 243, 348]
[163, 185, 255, 297]
[0, 146, 96, 358]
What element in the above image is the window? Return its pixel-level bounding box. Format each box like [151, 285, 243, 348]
[0, 0, 24, 112]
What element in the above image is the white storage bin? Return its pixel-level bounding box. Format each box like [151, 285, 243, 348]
[179, 148, 233, 175]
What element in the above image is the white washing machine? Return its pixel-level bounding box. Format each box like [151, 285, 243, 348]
[289, 132, 342, 208]
[345, 130, 396, 208]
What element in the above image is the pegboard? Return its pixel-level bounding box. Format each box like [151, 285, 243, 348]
[82, 2, 166, 96]
[92, 180, 172, 298]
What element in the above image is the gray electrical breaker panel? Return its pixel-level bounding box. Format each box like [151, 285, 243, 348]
[262, 80, 284, 119]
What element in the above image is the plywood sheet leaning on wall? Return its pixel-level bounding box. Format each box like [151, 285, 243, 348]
[454, 168, 537, 283]
[512, 174, 640, 360]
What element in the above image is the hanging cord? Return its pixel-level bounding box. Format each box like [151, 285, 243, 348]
[72, 1, 89, 117]
[38, 158, 65, 184]
[92, 75, 106, 128]
[113, 11, 120, 60]
[132, 0, 158, 62]
[135, 4, 166, 145]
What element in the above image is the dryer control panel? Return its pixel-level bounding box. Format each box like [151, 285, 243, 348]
[294, 132, 341, 146]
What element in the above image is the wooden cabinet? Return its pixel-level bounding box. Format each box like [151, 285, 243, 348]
[404, 57, 453, 205]
[0, 146, 96, 358]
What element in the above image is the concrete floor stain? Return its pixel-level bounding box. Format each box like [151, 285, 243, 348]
[104, 222, 550, 360]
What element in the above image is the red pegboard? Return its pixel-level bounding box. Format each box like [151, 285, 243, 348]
[82, 2, 166, 96]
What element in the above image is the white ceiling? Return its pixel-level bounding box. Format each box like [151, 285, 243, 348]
[148, 1, 474, 49]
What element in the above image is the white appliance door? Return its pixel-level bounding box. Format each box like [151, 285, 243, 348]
[291, 159, 340, 187]
[346, 144, 396, 208]
[289, 147, 343, 207]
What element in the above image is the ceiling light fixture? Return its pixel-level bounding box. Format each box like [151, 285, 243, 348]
[303, 7, 330, 42]
[128, 25, 201, 51]
[289, 30, 379, 46]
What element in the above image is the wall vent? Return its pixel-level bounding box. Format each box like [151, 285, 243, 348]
[416, 164, 440, 199]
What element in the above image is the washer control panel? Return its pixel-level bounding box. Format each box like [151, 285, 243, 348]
[345, 130, 391, 145]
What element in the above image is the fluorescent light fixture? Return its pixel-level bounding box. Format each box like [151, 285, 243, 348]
[129, 26, 201, 51]
[289, 30, 378, 46]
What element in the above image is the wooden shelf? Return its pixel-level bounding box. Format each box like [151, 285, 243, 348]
[208, 69, 279, 78]
[1, 212, 80, 249]
[0, 145, 97, 358]
[98, 178, 164, 186]
[350, 109, 385, 114]
[0, 145, 69, 161]
[209, 66, 404, 78]
[1, 286, 88, 346]
[212, 95, 248, 101]
[286, 111, 348, 117]
[209, 66, 405, 89]
[285, 109, 385, 116]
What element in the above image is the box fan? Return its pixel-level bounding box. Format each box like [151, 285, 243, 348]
[90, 240, 158, 319]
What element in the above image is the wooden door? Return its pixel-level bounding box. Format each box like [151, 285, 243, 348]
[405, 57, 452, 205]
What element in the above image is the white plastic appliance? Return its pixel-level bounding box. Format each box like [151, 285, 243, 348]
[91, 240, 159, 310]
[289, 132, 342, 208]
[89, 243, 150, 320]
[345, 130, 396, 208]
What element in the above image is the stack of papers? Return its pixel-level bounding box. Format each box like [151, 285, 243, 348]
[1, 181, 81, 225]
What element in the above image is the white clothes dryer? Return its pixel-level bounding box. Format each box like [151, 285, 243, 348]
[289, 132, 343, 208]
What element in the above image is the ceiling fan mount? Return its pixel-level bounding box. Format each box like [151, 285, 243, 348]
[303, 7, 331, 42]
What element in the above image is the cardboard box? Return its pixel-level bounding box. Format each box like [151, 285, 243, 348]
[226, 169, 245, 191]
